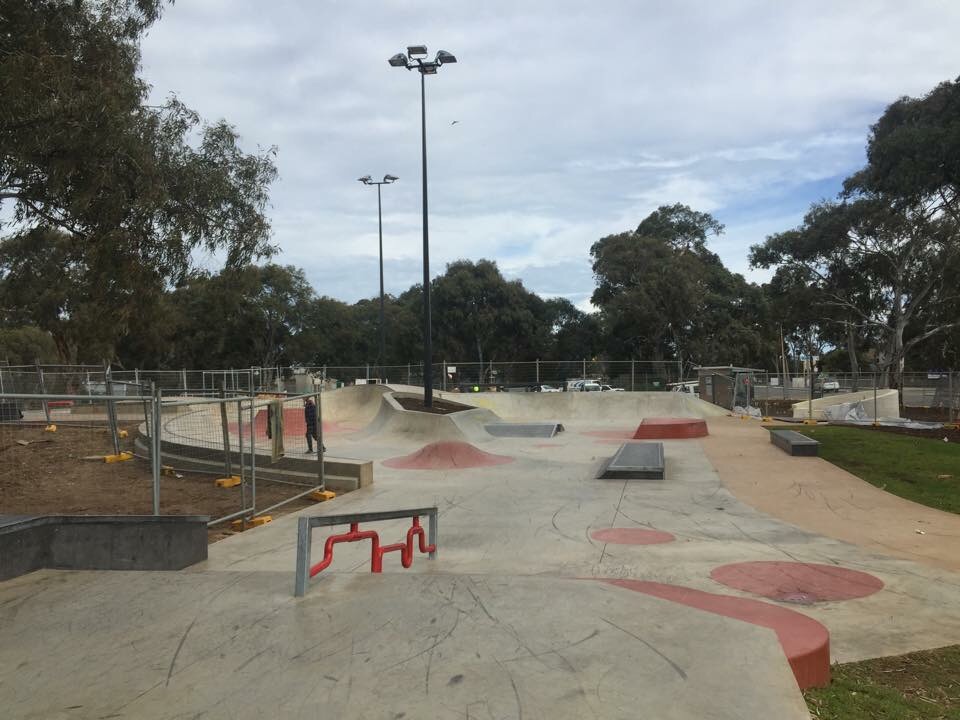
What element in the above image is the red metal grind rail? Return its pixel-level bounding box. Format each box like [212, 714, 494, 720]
[294, 507, 438, 597]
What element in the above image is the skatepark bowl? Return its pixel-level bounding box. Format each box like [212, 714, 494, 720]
[5, 383, 960, 719]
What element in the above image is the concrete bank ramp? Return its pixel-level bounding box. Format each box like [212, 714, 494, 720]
[320, 384, 391, 428]
[438, 390, 726, 422]
[355, 391, 501, 443]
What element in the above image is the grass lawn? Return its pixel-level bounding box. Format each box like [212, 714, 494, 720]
[794, 426, 960, 515]
[805, 645, 960, 719]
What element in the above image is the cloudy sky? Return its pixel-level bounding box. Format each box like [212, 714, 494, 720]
[140, 1, 960, 309]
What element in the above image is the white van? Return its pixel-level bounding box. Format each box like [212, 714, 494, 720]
[568, 379, 602, 392]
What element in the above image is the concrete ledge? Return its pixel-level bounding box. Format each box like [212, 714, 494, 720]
[0, 515, 208, 581]
[769, 429, 820, 457]
[597, 442, 665, 480]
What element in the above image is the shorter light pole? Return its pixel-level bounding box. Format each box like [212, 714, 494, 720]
[358, 174, 398, 378]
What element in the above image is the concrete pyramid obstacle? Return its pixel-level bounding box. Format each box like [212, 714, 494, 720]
[382, 441, 514, 470]
[633, 417, 708, 439]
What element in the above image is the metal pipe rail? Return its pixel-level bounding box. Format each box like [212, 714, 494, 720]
[294, 507, 438, 597]
[0, 392, 150, 402]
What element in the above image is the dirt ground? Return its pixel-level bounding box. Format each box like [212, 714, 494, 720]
[836, 422, 960, 442]
[902, 406, 957, 422]
[0, 423, 313, 543]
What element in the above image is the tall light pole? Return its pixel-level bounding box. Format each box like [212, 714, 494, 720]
[389, 45, 457, 408]
[358, 173, 398, 378]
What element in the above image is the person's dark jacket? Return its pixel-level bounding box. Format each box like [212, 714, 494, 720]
[304, 402, 318, 434]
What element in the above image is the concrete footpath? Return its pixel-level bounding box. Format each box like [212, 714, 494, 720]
[701, 417, 960, 573]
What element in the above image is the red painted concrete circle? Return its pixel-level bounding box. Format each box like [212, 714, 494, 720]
[382, 441, 514, 470]
[633, 417, 708, 439]
[590, 528, 676, 545]
[599, 578, 831, 689]
[710, 561, 884, 604]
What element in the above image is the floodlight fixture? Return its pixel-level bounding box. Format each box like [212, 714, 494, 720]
[407, 45, 428, 58]
[435, 50, 457, 64]
[384, 174, 399, 183]
[388, 53, 408, 67]
[357, 175, 373, 184]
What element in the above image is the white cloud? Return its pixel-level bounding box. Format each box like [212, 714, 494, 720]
[139, 0, 960, 304]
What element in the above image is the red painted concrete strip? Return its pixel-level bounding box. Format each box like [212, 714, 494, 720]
[711, 561, 884, 603]
[600, 579, 830, 689]
[382, 441, 514, 470]
[590, 528, 676, 545]
[633, 417, 708, 439]
[229, 409, 354, 438]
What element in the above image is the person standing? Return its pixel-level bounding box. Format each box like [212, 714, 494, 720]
[304, 397, 319, 453]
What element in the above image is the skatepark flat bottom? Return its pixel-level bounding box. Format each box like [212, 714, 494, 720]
[484, 422, 564, 438]
[0, 570, 810, 720]
[6, 388, 960, 719]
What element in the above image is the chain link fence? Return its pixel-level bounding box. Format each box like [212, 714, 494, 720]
[0, 378, 330, 527]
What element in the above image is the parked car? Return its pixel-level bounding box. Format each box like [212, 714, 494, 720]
[571, 380, 602, 392]
[669, 381, 700, 397]
[530, 384, 562, 392]
[600, 384, 625, 392]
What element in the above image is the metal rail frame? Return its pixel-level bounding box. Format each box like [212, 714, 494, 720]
[294, 507, 438, 597]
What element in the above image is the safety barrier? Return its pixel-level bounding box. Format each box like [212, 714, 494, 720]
[294, 507, 437, 596]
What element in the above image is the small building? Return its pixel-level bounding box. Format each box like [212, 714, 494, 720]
[696, 365, 766, 409]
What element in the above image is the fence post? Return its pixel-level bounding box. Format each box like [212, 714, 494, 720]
[631, 360, 635, 392]
[104, 361, 120, 456]
[316, 391, 325, 491]
[236, 399, 246, 518]
[582, 358, 587, 379]
[181, 368, 187, 392]
[219, 388, 233, 479]
[151, 382, 161, 515]
[250, 394, 257, 514]
[35, 360, 51, 424]
[442, 360, 447, 392]
[873, 372, 878, 424]
[535, 359, 540, 384]
[407, 364, 411, 385]
[950, 371, 955, 424]
[294, 517, 311, 597]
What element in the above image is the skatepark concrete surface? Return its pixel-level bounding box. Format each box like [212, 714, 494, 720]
[4, 385, 960, 719]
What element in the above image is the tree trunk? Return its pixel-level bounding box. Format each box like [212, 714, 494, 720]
[846, 322, 860, 392]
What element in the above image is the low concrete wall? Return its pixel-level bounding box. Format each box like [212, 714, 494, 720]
[0, 515, 208, 582]
[791, 389, 900, 420]
[137, 432, 372, 493]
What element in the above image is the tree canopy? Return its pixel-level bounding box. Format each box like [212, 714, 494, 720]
[2, 20, 960, 381]
[0, 0, 277, 361]
[751, 78, 960, 381]
[591, 204, 771, 366]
